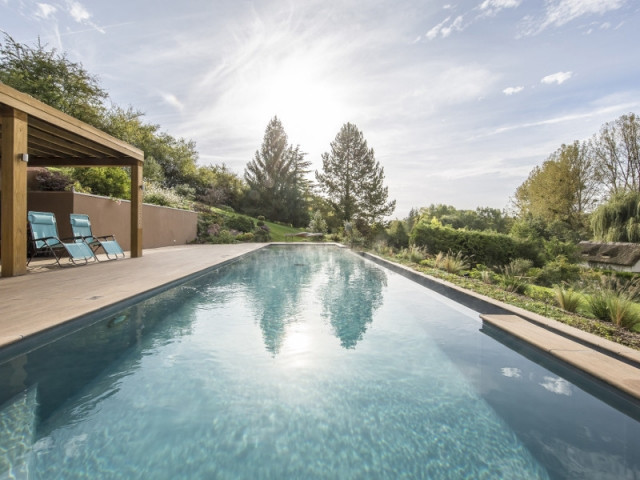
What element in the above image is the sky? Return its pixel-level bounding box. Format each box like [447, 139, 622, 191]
[2, 0, 640, 218]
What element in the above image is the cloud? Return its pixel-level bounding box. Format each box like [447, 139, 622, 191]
[65, 0, 105, 33]
[503, 86, 524, 95]
[541, 71, 572, 85]
[160, 92, 184, 111]
[35, 3, 57, 19]
[520, 0, 627, 35]
[479, 0, 522, 16]
[426, 15, 465, 39]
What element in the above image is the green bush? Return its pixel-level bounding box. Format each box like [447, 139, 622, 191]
[410, 221, 541, 267]
[387, 220, 409, 249]
[253, 225, 271, 242]
[224, 215, 254, 233]
[534, 256, 581, 287]
[236, 232, 255, 242]
[554, 286, 581, 313]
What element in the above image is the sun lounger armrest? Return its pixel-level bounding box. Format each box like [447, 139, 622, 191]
[33, 236, 61, 247]
[96, 235, 117, 241]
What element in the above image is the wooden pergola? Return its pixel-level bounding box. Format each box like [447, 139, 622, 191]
[0, 83, 144, 277]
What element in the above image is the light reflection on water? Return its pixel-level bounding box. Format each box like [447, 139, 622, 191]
[0, 245, 638, 479]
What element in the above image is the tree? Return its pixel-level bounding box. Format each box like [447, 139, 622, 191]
[0, 33, 106, 126]
[316, 123, 395, 225]
[513, 141, 598, 234]
[591, 191, 640, 242]
[244, 117, 311, 226]
[591, 113, 640, 195]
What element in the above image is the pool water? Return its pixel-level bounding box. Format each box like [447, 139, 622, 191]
[1, 246, 639, 479]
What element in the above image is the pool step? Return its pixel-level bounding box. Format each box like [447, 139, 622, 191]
[481, 314, 640, 401]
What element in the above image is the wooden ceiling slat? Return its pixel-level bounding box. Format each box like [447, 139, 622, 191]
[29, 118, 121, 157]
[28, 123, 109, 157]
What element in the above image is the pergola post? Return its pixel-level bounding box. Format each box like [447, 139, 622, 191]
[130, 162, 143, 257]
[1, 107, 28, 277]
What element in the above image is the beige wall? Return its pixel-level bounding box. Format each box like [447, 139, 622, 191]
[27, 191, 197, 251]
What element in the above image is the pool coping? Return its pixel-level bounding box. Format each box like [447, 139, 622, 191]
[360, 251, 640, 401]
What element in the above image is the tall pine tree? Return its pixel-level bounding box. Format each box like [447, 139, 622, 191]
[244, 117, 311, 226]
[316, 123, 395, 224]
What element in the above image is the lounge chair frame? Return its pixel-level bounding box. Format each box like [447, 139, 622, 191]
[27, 211, 97, 267]
[70, 214, 125, 261]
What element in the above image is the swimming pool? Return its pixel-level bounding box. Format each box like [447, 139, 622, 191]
[1, 245, 639, 479]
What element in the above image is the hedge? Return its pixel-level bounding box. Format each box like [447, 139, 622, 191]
[410, 221, 542, 267]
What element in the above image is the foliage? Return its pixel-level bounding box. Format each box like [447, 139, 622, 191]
[499, 261, 530, 294]
[534, 256, 581, 287]
[72, 167, 131, 199]
[554, 286, 581, 313]
[224, 215, 254, 233]
[590, 190, 640, 242]
[410, 220, 541, 267]
[244, 117, 311, 226]
[236, 232, 255, 242]
[308, 210, 328, 234]
[316, 122, 395, 224]
[0, 33, 106, 126]
[143, 182, 190, 209]
[387, 220, 409, 249]
[585, 275, 640, 328]
[418, 204, 512, 233]
[396, 245, 427, 263]
[197, 164, 247, 209]
[591, 113, 640, 195]
[253, 225, 271, 242]
[33, 168, 74, 191]
[434, 250, 469, 274]
[513, 141, 597, 234]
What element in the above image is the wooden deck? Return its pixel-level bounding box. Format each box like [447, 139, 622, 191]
[0, 244, 265, 348]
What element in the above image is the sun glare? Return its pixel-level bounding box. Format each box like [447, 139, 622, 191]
[256, 61, 350, 154]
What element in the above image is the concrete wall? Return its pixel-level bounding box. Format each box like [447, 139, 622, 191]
[27, 191, 197, 251]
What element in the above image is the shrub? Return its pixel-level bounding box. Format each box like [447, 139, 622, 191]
[253, 225, 271, 242]
[534, 256, 581, 287]
[508, 258, 533, 276]
[554, 286, 581, 313]
[236, 232, 255, 242]
[34, 168, 74, 191]
[499, 263, 529, 294]
[410, 221, 541, 267]
[210, 229, 235, 244]
[308, 211, 328, 234]
[606, 296, 639, 329]
[585, 275, 640, 328]
[397, 245, 427, 263]
[224, 215, 254, 233]
[144, 182, 189, 208]
[434, 250, 469, 275]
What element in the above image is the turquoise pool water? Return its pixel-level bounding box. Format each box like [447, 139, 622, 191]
[1, 246, 639, 479]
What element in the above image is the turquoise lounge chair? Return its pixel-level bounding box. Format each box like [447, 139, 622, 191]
[70, 214, 125, 260]
[27, 211, 97, 266]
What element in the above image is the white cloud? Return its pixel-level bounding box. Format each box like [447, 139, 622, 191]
[503, 86, 524, 95]
[67, 1, 90, 23]
[160, 92, 184, 111]
[541, 71, 572, 85]
[35, 3, 57, 19]
[501, 367, 522, 378]
[479, 0, 521, 16]
[426, 16, 451, 40]
[520, 0, 627, 35]
[65, 0, 105, 33]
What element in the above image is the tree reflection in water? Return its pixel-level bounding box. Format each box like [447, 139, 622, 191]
[317, 251, 387, 348]
[233, 247, 387, 353]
